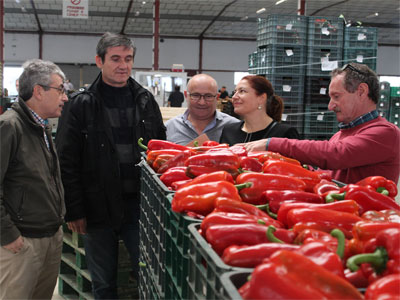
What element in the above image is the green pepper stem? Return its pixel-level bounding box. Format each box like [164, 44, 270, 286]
[376, 187, 389, 196]
[266, 225, 284, 244]
[235, 182, 252, 190]
[257, 219, 266, 225]
[138, 138, 148, 151]
[325, 192, 346, 203]
[138, 262, 147, 267]
[330, 229, 345, 259]
[255, 204, 278, 219]
[346, 247, 388, 273]
[193, 140, 199, 147]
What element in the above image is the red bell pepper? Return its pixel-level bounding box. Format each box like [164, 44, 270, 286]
[213, 197, 277, 219]
[159, 167, 190, 187]
[157, 150, 192, 173]
[356, 176, 398, 198]
[277, 200, 360, 227]
[313, 179, 340, 196]
[362, 209, 400, 223]
[261, 190, 323, 214]
[138, 138, 189, 152]
[181, 170, 234, 187]
[200, 211, 282, 236]
[171, 181, 250, 216]
[239, 250, 363, 300]
[184, 151, 240, 169]
[205, 223, 295, 256]
[365, 274, 400, 300]
[222, 243, 300, 268]
[190, 143, 229, 154]
[344, 268, 370, 289]
[258, 151, 301, 166]
[235, 173, 306, 205]
[246, 150, 269, 159]
[328, 184, 400, 214]
[202, 140, 220, 147]
[263, 160, 323, 192]
[152, 154, 175, 171]
[146, 149, 183, 166]
[287, 208, 362, 239]
[170, 179, 192, 191]
[347, 228, 400, 283]
[239, 156, 263, 173]
[185, 164, 240, 179]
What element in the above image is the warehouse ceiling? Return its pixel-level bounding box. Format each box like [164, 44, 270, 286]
[4, 0, 400, 45]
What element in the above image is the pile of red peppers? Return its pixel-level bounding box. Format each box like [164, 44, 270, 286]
[140, 138, 400, 299]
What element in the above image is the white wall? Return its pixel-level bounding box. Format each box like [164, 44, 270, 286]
[377, 46, 400, 76]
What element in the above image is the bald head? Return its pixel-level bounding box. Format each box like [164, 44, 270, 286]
[187, 74, 218, 94]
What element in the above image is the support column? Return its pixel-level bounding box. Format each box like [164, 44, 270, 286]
[298, 0, 306, 15]
[152, 0, 160, 70]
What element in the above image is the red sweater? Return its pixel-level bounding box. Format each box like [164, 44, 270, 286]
[269, 117, 400, 184]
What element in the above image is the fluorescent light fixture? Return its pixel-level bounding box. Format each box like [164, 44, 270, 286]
[142, 1, 146, 4]
[256, 8, 266, 14]
[15, 0, 20, 3]
[240, 16, 249, 21]
[366, 12, 379, 18]
[276, 0, 287, 5]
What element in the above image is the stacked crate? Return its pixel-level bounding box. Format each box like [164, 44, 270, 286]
[343, 27, 378, 71]
[389, 86, 400, 127]
[59, 227, 137, 300]
[256, 14, 308, 133]
[378, 81, 391, 119]
[303, 16, 343, 140]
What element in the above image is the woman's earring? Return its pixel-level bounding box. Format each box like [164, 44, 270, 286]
[258, 105, 262, 110]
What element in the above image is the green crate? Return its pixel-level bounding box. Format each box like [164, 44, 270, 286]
[344, 27, 378, 48]
[343, 48, 377, 71]
[303, 104, 338, 135]
[220, 271, 251, 300]
[391, 87, 400, 98]
[263, 45, 307, 76]
[165, 194, 201, 299]
[308, 16, 344, 47]
[138, 242, 163, 300]
[187, 224, 253, 300]
[380, 81, 390, 92]
[306, 46, 343, 76]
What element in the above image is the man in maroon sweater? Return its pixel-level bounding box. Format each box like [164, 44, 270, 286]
[241, 63, 400, 184]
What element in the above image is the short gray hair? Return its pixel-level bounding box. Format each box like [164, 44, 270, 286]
[331, 63, 379, 104]
[18, 59, 65, 101]
[96, 32, 136, 62]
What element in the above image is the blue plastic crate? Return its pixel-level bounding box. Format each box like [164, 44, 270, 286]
[267, 75, 305, 106]
[306, 46, 343, 76]
[344, 27, 378, 48]
[257, 14, 308, 47]
[308, 16, 344, 47]
[343, 48, 377, 71]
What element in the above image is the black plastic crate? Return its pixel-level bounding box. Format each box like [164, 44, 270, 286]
[306, 46, 343, 76]
[263, 45, 307, 75]
[344, 27, 378, 48]
[343, 48, 377, 71]
[266, 75, 304, 106]
[257, 14, 308, 47]
[305, 76, 331, 104]
[308, 16, 344, 47]
[220, 271, 251, 300]
[303, 104, 338, 135]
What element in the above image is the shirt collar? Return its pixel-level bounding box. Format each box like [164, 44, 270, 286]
[338, 110, 379, 129]
[28, 107, 47, 127]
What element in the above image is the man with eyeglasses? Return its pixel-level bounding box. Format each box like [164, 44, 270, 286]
[165, 74, 240, 145]
[56, 32, 165, 299]
[0, 59, 67, 299]
[242, 63, 400, 184]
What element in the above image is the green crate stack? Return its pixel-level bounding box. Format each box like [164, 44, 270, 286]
[220, 271, 251, 299]
[186, 224, 253, 300]
[281, 104, 304, 135]
[389, 97, 400, 128]
[378, 81, 391, 119]
[248, 52, 257, 74]
[303, 104, 338, 139]
[59, 228, 137, 300]
[343, 27, 378, 71]
[391, 87, 400, 98]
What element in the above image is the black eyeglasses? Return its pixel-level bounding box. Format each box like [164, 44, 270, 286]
[188, 93, 217, 102]
[40, 85, 66, 95]
[341, 64, 368, 76]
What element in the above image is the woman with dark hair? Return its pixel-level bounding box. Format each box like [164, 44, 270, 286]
[220, 75, 299, 145]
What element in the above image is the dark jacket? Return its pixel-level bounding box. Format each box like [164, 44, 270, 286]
[0, 100, 65, 246]
[55, 73, 166, 229]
